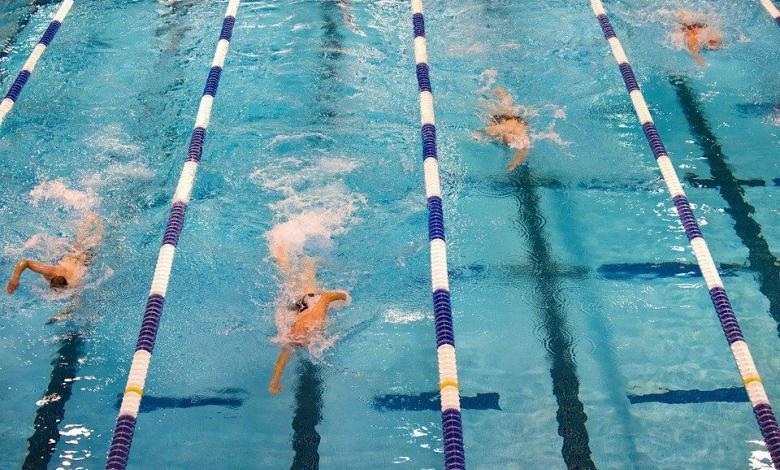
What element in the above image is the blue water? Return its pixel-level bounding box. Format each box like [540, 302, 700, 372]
[0, 0, 779, 468]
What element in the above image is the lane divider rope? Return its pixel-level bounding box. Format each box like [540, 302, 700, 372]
[0, 0, 73, 127]
[759, 0, 780, 26]
[104, 1, 240, 468]
[408, 2, 466, 469]
[590, 2, 780, 467]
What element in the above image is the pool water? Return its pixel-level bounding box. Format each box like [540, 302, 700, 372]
[0, 0, 779, 468]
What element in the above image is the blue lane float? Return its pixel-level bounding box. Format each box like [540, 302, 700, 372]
[408, 1, 466, 468]
[0, 0, 73, 126]
[591, 1, 780, 467]
[104, 1, 240, 468]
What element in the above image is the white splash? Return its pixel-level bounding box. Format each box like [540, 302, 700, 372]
[35, 393, 61, 407]
[30, 180, 98, 213]
[478, 69, 497, 92]
[530, 119, 569, 146]
[266, 190, 362, 260]
[87, 124, 140, 155]
[3, 233, 71, 262]
[666, 10, 723, 51]
[748, 440, 773, 469]
[384, 308, 429, 324]
[59, 425, 92, 438]
[81, 162, 154, 189]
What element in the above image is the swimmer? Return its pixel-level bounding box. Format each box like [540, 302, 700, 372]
[481, 87, 531, 171]
[677, 11, 722, 67]
[6, 213, 104, 294]
[268, 244, 347, 395]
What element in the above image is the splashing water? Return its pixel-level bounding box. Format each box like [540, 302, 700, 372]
[3, 233, 72, 263]
[479, 68, 497, 92]
[477, 73, 569, 149]
[257, 156, 364, 358]
[80, 162, 154, 190]
[654, 9, 724, 51]
[30, 180, 99, 214]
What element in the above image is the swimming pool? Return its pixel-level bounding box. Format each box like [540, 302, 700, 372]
[0, 0, 779, 468]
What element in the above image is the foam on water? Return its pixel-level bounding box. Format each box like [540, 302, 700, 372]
[266, 187, 363, 260]
[383, 308, 430, 324]
[80, 162, 154, 190]
[30, 180, 99, 214]
[748, 440, 774, 469]
[3, 233, 72, 263]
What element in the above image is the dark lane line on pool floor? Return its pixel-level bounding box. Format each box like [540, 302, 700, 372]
[112, 390, 246, 413]
[669, 76, 780, 338]
[510, 166, 596, 469]
[372, 392, 501, 411]
[685, 174, 778, 189]
[444, 261, 747, 282]
[286, 1, 348, 467]
[291, 361, 324, 470]
[22, 330, 82, 470]
[596, 262, 746, 280]
[627, 386, 748, 405]
[478, 173, 778, 198]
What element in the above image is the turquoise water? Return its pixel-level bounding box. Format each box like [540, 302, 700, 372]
[0, 0, 779, 468]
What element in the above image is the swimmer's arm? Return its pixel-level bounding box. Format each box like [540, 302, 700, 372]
[482, 124, 503, 139]
[691, 52, 705, 67]
[507, 148, 530, 172]
[6, 260, 57, 294]
[321, 290, 348, 303]
[686, 34, 705, 67]
[269, 347, 292, 395]
[271, 245, 291, 278]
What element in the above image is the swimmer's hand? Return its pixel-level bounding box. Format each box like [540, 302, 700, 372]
[269, 381, 282, 395]
[6, 278, 19, 295]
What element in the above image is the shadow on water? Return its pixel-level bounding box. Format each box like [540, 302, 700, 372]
[669, 76, 780, 338]
[509, 166, 595, 469]
[22, 330, 82, 470]
[291, 360, 324, 470]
